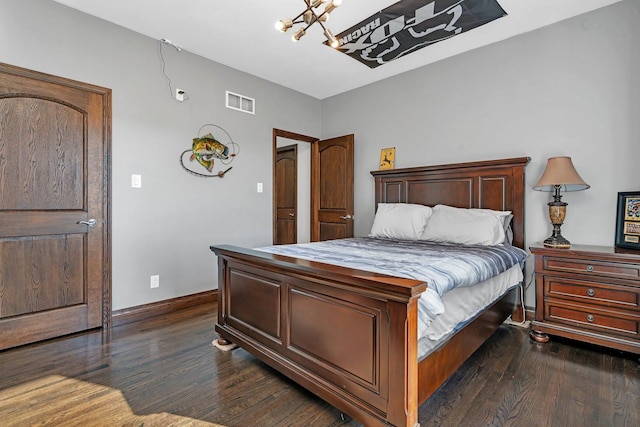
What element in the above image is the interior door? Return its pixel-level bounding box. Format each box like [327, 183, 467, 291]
[0, 63, 111, 350]
[311, 134, 354, 241]
[274, 144, 297, 245]
[272, 129, 316, 245]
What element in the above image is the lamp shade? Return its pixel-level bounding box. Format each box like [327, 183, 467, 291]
[533, 156, 590, 192]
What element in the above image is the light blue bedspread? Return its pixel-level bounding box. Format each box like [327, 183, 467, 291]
[256, 237, 527, 322]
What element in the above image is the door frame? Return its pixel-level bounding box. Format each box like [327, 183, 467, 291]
[0, 62, 113, 329]
[272, 129, 317, 244]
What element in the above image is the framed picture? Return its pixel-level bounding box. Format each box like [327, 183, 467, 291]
[615, 191, 640, 250]
[379, 147, 395, 170]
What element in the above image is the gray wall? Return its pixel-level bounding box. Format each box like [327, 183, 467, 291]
[2, 0, 638, 311]
[321, 0, 640, 307]
[0, 0, 321, 310]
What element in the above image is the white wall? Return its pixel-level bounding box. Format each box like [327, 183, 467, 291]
[321, 0, 640, 307]
[296, 143, 312, 243]
[0, 0, 321, 310]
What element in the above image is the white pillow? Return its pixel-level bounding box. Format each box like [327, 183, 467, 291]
[419, 204, 506, 246]
[369, 203, 433, 240]
[472, 208, 514, 244]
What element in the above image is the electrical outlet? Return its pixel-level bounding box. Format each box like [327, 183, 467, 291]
[150, 275, 160, 288]
[131, 174, 142, 188]
[176, 89, 186, 102]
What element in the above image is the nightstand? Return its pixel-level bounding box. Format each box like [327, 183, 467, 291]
[530, 243, 640, 354]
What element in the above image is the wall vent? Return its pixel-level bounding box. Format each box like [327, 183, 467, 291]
[226, 91, 255, 114]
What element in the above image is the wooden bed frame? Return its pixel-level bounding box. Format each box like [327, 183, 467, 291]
[210, 157, 530, 426]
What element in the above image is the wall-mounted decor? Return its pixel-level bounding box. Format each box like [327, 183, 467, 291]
[331, 0, 506, 68]
[379, 147, 395, 170]
[615, 191, 640, 250]
[180, 124, 240, 177]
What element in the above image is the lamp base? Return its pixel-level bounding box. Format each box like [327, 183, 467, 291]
[543, 234, 572, 249]
[543, 189, 571, 249]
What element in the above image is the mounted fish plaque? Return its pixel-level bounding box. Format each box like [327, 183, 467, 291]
[180, 124, 240, 177]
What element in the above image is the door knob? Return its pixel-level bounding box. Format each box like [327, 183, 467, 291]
[78, 218, 98, 228]
[340, 214, 353, 220]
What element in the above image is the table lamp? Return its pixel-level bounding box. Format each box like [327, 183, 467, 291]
[534, 156, 590, 248]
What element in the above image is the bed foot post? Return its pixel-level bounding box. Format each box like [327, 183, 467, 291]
[511, 304, 525, 323]
[217, 338, 232, 346]
[529, 330, 549, 343]
[212, 336, 238, 351]
[339, 413, 352, 422]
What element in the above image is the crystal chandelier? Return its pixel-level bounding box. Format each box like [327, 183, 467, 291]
[275, 0, 343, 47]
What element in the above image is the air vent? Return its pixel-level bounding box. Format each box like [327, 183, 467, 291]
[226, 91, 255, 114]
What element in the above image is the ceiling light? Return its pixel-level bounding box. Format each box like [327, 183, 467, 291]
[276, 0, 343, 48]
[292, 28, 306, 42]
[324, 29, 339, 48]
[324, 0, 342, 15]
[303, 10, 314, 25]
[275, 19, 293, 32]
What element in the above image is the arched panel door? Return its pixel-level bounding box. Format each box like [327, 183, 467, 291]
[274, 144, 297, 245]
[312, 134, 354, 241]
[0, 63, 111, 350]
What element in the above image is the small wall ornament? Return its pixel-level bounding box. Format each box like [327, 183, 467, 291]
[180, 124, 240, 177]
[379, 147, 395, 170]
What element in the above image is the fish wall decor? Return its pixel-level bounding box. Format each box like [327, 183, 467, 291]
[180, 124, 240, 177]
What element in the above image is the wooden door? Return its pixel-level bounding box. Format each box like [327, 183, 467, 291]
[0, 63, 111, 350]
[274, 144, 297, 245]
[311, 135, 354, 241]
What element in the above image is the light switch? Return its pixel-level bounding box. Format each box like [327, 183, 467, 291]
[257, 182, 263, 193]
[132, 174, 142, 188]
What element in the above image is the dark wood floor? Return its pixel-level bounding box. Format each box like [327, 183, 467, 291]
[0, 304, 638, 426]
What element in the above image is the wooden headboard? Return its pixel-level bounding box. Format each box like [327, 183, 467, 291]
[370, 157, 530, 249]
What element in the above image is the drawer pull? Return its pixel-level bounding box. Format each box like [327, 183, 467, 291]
[586, 288, 595, 297]
[585, 265, 594, 272]
[586, 314, 595, 323]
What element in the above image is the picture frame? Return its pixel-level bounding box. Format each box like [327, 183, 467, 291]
[379, 147, 395, 170]
[615, 191, 640, 250]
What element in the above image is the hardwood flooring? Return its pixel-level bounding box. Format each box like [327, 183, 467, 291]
[0, 304, 638, 426]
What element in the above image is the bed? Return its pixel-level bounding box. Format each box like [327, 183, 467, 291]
[210, 157, 530, 427]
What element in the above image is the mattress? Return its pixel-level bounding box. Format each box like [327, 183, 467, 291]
[257, 237, 526, 337]
[417, 264, 522, 360]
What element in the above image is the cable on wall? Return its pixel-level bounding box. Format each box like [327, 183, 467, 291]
[158, 38, 188, 101]
[504, 267, 534, 327]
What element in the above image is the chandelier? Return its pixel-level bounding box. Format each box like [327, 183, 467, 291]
[275, 0, 343, 47]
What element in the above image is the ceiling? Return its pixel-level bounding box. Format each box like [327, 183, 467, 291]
[52, 0, 622, 99]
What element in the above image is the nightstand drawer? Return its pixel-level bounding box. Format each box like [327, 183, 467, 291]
[544, 276, 640, 310]
[531, 244, 640, 354]
[542, 256, 640, 282]
[545, 303, 640, 338]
